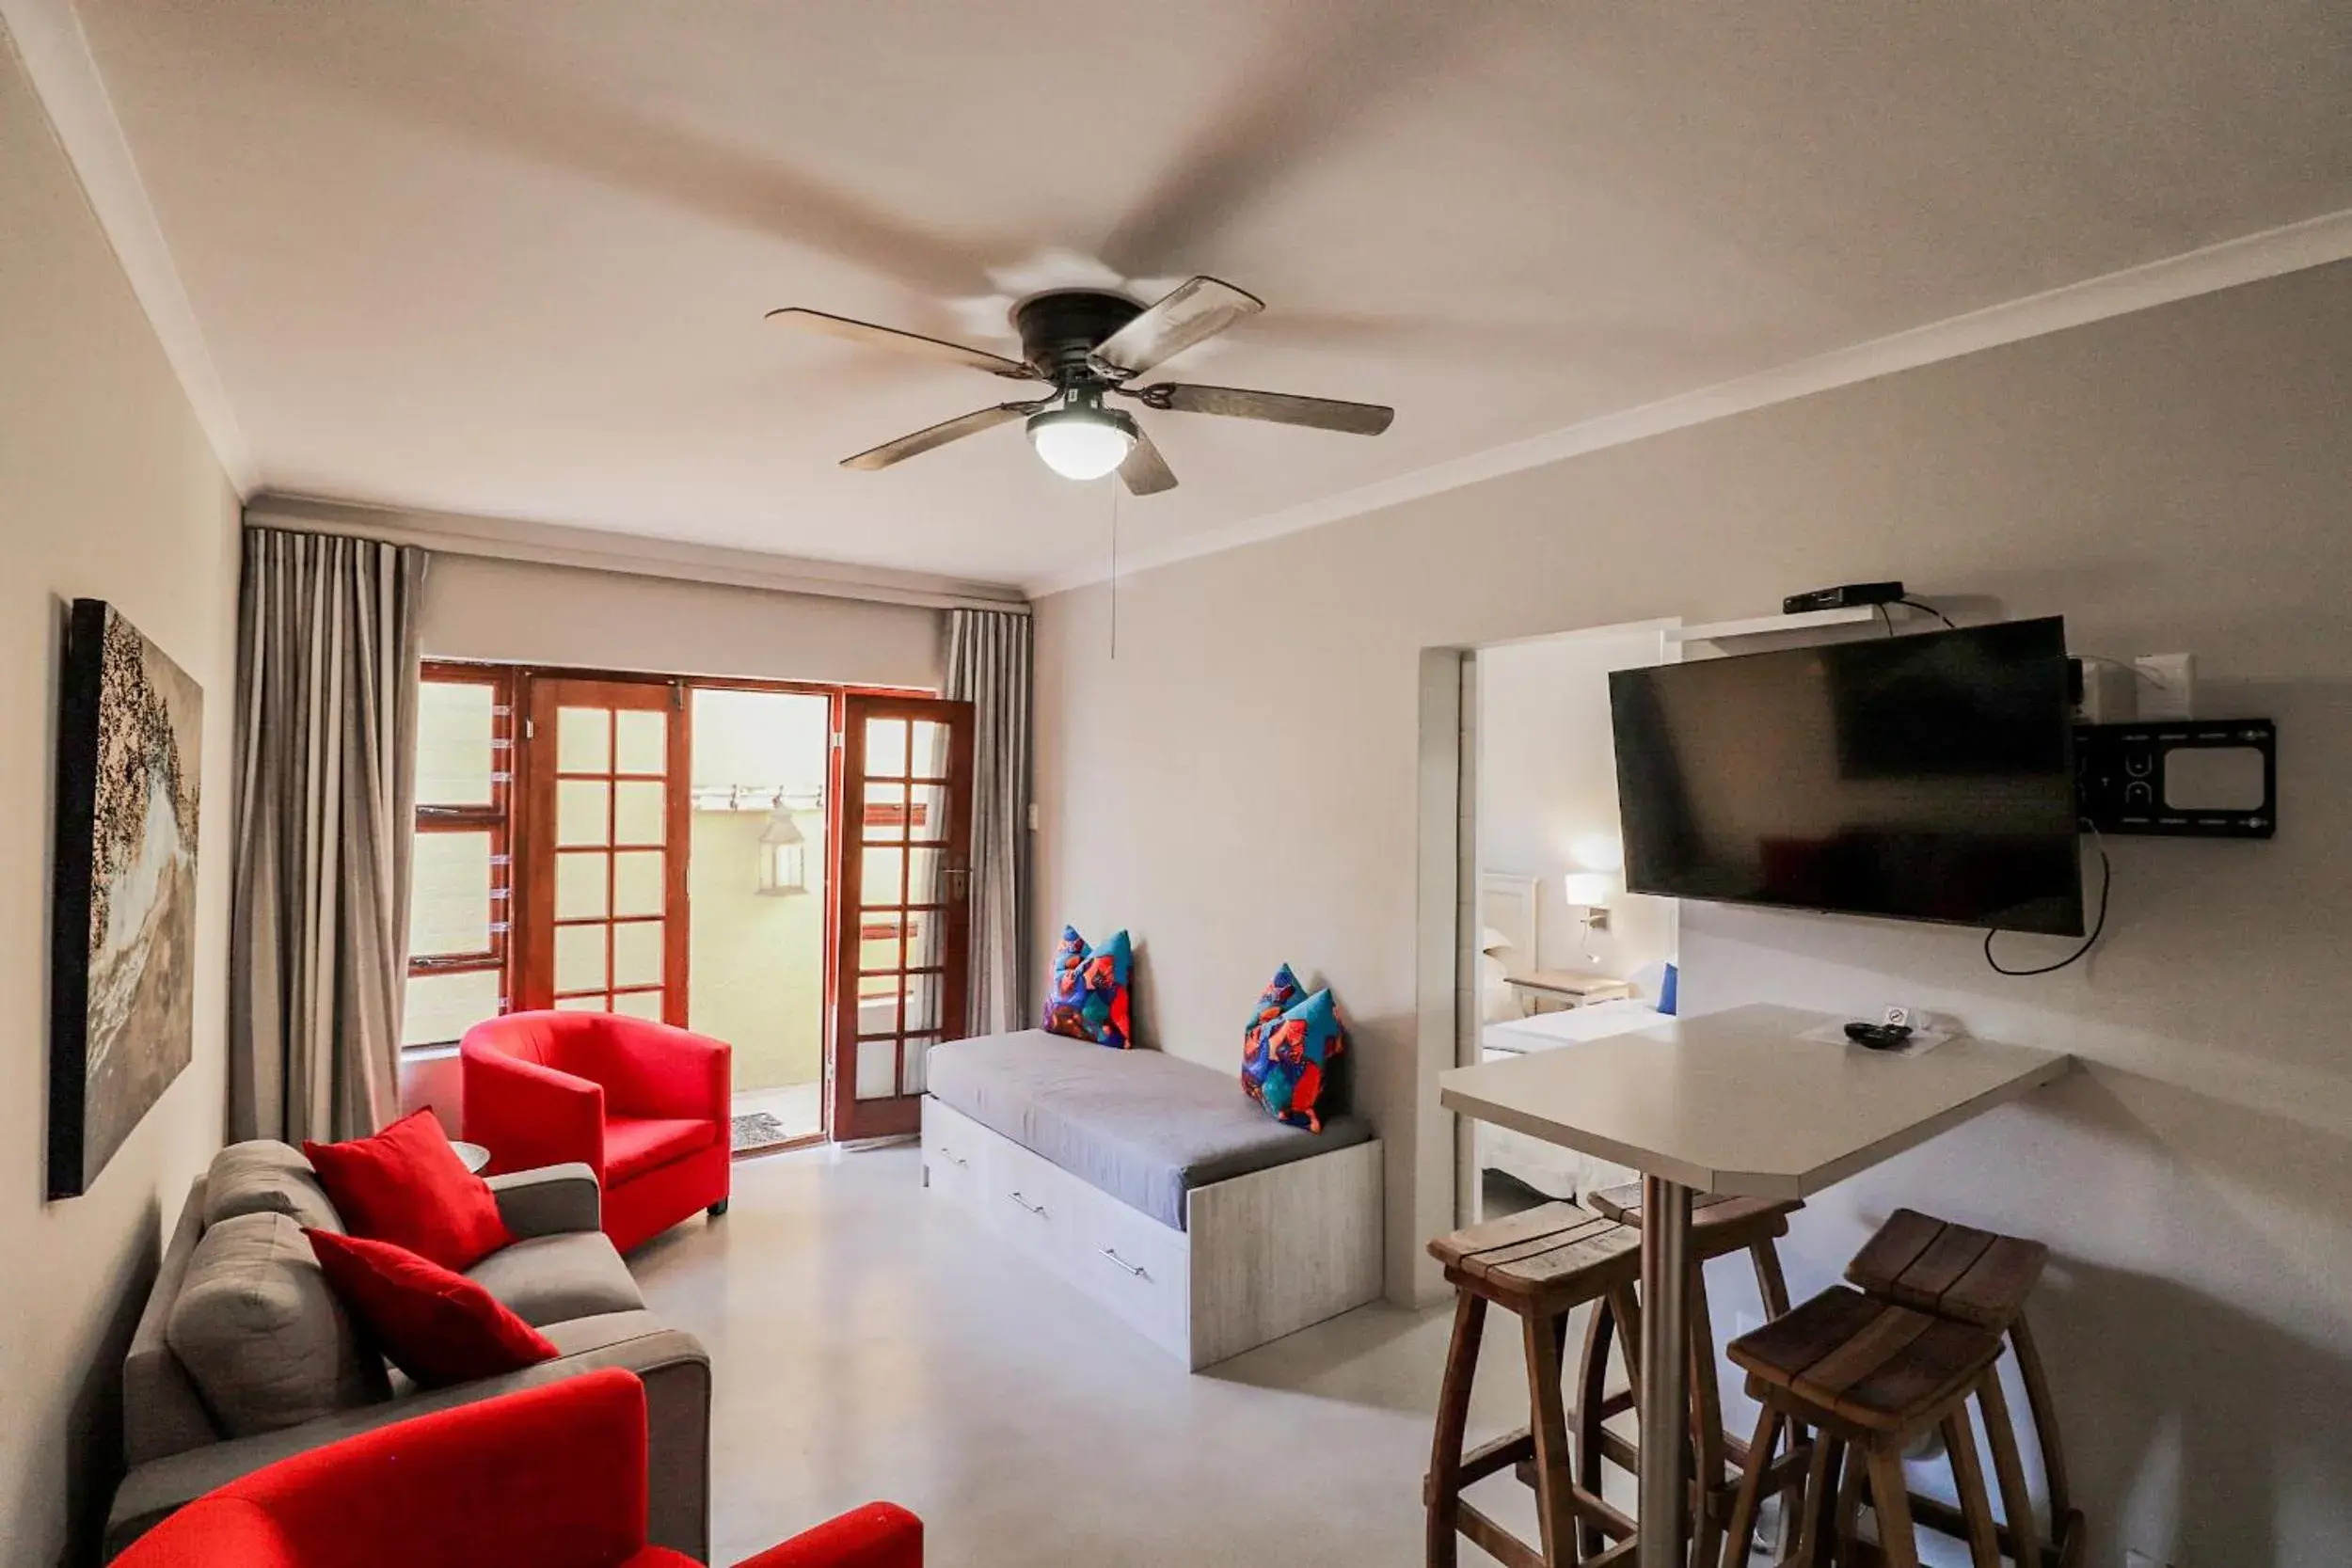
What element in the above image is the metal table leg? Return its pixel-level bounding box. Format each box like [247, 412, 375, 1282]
[1637, 1174, 1693, 1568]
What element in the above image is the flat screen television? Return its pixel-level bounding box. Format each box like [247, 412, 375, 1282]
[1609, 616, 2084, 935]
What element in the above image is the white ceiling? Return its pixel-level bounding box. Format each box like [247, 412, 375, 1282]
[57, 1, 2352, 589]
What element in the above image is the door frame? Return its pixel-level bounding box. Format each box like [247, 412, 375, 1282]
[830, 692, 977, 1141]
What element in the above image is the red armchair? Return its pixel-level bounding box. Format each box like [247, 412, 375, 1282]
[463, 1012, 732, 1253]
[112, 1370, 921, 1568]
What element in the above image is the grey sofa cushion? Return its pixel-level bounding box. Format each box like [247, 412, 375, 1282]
[165, 1213, 388, 1437]
[464, 1231, 644, 1327]
[200, 1140, 343, 1234]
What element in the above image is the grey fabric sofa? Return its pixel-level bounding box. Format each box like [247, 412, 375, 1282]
[103, 1141, 710, 1561]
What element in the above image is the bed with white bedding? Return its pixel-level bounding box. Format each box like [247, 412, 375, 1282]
[1475, 998, 1662, 1200]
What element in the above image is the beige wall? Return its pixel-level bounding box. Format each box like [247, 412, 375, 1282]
[0, 31, 241, 1564]
[1033, 261, 2352, 1567]
[418, 551, 945, 690]
[687, 809, 824, 1092]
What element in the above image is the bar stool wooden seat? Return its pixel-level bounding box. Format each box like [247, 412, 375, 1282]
[1579, 1184, 1804, 1567]
[1426, 1204, 1646, 1567]
[1847, 1209, 2080, 1567]
[1724, 1287, 2017, 1568]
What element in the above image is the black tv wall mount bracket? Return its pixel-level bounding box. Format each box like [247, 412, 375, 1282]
[2075, 720, 2276, 837]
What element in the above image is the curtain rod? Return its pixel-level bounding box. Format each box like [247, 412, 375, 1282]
[246, 496, 1031, 616]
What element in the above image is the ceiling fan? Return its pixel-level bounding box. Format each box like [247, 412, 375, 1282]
[767, 277, 1394, 495]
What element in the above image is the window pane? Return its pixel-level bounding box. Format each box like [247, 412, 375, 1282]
[903, 1035, 940, 1093]
[557, 780, 610, 847]
[555, 994, 608, 1012]
[407, 832, 493, 959]
[612, 920, 663, 988]
[904, 909, 941, 970]
[856, 982, 899, 1039]
[614, 709, 666, 775]
[402, 969, 501, 1049]
[905, 972, 941, 1033]
[614, 781, 665, 846]
[862, 783, 907, 843]
[859, 911, 901, 974]
[910, 719, 948, 778]
[612, 990, 663, 1021]
[555, 851, 609, 919]
[865, 719, 907, 778]
[861, 847, 904, 904]
[416, 682, 496, 808]
[557, 706, 611, 773]
[854, 1041, 898, 1100]
[555, 924, 607, 991]
[907, 847, 942, 906]
[613, 850, 664, 917]
[906, 784, 947, 844]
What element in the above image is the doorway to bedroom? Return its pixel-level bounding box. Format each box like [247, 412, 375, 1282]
[1467, 621, 1682, 1220]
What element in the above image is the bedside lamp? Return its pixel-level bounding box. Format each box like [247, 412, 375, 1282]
[1564, 872, 1613, 961]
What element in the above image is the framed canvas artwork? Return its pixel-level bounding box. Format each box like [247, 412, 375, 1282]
[49, 599, 202, 1198]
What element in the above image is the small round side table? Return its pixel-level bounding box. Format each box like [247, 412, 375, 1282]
[451, 1139, 492, 1175]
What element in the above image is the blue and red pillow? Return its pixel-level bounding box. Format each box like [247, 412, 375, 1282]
[1042, 926, 1135, 1049]
[1241, 965, 1347, 1132]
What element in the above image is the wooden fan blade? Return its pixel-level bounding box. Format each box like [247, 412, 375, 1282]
[840, 402, 1041, 470]
[1119, 424, 1178, 496]
[1133, 381, 1393, 436]
[770, 308, 1038, 380]
[1087, 277, 1263, 379]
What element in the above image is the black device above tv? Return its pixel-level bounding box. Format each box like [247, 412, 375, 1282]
[1609, 616, 2085, 936]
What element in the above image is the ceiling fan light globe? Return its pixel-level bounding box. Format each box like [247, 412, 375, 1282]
[1026, 405, 1136, 481]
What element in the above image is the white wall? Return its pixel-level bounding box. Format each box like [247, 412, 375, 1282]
[1477, 627, 1676, 980]
[1032, 261, 2352, 1568]
[0, 30, 241, 1563]
[418, 550, 945, 691]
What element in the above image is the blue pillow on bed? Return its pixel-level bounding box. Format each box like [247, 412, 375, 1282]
[1242, 970, 1347, 1132]
[1042, 926, 1134, 1049]
[1659, 961, 1678, 1017]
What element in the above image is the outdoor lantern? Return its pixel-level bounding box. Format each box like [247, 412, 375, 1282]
[757, 802, 808, 896]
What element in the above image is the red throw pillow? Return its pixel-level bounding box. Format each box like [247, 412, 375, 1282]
[303, 1109, 512, 1271]
[306, 1229, 559, 1387]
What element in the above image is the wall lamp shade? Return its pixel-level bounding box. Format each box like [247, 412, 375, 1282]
[758, 805, 809, 896]
[1027, 404, 1137, 481]
[1564, 872, 1613, 910]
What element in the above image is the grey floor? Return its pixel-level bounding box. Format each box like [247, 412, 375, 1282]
[628, 1141, 1560, 1567]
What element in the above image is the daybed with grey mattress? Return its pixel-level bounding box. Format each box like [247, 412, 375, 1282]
[922, 1030, 1384, 1369]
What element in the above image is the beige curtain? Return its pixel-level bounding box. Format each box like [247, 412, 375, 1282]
[230, 527, 428, 1142]
[945, 608, 1033, 1036]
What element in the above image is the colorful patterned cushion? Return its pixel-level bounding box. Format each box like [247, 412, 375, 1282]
[1042, 925, 1135, 1049]
[1242, 977, 1347, 1132]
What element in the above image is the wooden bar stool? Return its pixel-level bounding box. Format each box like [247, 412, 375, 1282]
[1847, 1210, 2080, 1567]
[1426, 1203, 1645, 1567]
[1579, 1184, 1805, 1567]
[1724, 1287, 2011, 1568]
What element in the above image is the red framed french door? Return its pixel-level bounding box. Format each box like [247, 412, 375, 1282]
[516, 675, 691, 1024]
[830, 693, 974, 1140]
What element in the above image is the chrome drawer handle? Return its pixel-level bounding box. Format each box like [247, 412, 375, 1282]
[1099, 1247, 1150, 1280]
[1007, 1191, 1048, 1218]
[938, 1147, 968, 1167]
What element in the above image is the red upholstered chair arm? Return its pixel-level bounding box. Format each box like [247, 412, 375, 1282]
[735, 1503, 923, 1568]
[118, 1370, 651, 1568]
[596, 1020, 732, 1123]
[463, 1043, 608, 1178]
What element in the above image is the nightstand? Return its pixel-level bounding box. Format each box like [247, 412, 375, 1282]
[1504, 970, 1635, 1015]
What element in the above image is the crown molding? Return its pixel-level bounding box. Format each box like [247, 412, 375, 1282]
[248, 493, 1030, 614]
[1024, 207, 2352, 598]
[4, 0, 256, 493]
